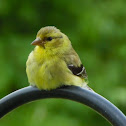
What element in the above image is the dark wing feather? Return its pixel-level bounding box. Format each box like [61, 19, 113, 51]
[68, 64, 88, 79]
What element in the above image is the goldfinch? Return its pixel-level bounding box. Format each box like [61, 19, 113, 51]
[26, 26, 89, 90]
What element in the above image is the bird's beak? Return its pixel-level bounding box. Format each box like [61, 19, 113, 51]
[31, 38, 42, 45]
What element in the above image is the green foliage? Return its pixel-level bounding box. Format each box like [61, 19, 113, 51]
[0, 0, 126, 125]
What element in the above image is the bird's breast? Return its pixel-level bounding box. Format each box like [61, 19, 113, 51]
[26, 48, 65, 89]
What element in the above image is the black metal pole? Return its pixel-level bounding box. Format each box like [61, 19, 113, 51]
[0, 86, 126, 126]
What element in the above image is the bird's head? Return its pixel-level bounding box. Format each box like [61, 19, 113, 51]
[31, 26, 71, 50]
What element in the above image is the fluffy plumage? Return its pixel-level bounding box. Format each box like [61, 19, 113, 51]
[26, 26, 88, 90]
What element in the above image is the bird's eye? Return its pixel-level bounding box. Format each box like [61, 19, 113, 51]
[46, 37, 53, 41]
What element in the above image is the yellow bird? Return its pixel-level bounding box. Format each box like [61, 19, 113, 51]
[26, 26, 89, 90]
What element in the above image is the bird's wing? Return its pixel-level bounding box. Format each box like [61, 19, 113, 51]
[64, 48, 88, 79]
[67, 64, 87, 78]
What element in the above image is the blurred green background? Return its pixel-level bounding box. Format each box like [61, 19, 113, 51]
[0, 0, 126, 126]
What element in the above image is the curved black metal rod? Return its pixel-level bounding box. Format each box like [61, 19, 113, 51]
[0, 86, 126, 126]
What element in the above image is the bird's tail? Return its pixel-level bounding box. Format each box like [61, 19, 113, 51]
[82, 82, 94, 92]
